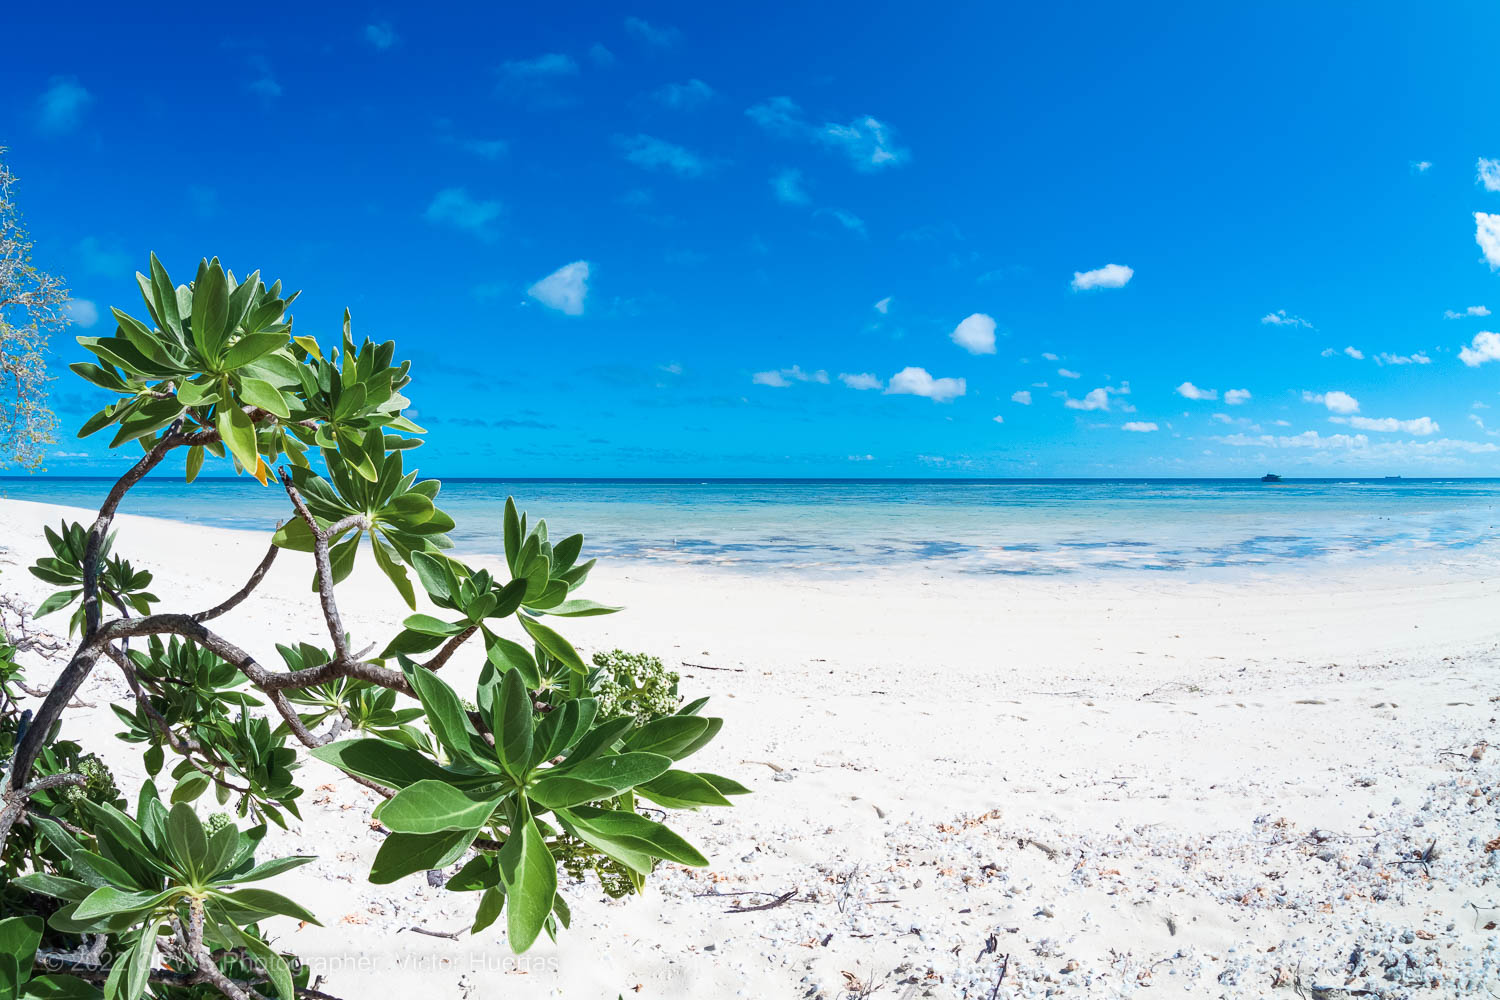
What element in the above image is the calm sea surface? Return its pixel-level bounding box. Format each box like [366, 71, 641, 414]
[5, 477, 1500, 576]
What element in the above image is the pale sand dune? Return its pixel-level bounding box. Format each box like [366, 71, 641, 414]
[1, 496, 1497, 997]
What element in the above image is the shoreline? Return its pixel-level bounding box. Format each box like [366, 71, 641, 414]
[1, 496, 1497, 996]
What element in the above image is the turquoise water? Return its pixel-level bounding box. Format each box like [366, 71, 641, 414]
[5, 477, 1500, 576]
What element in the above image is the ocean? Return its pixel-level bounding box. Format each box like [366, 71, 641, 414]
[6, 476, 1500, 577]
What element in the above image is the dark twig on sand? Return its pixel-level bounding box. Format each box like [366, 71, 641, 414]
[724, 889, 797, 913]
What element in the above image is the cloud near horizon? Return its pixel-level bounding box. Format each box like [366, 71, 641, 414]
[885, 366, 965, 402]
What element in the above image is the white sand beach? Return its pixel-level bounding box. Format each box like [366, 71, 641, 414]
[1, 496, 1496, 998]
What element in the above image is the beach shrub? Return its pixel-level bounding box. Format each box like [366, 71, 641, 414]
[0, 255, 746, 1000]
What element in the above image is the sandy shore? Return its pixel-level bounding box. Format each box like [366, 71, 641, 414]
[1, 495, 1497, 998]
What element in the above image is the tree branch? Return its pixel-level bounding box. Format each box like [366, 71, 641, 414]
[193, 540, 280, 622]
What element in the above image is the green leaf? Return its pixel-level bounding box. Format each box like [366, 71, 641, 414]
[310, 738, 458, 790]
[222, 330, 289, 370]
[165, 802, 208, 876]
[0, 915, 43, 967]
[562, 752, 672, 793]
[527, 774, 615, 810]
[237, 376, 290, 418]
[375, 780, 502, 835]
[402, 614, 464, 637]
[371, 530, 416, 609]
[494, 667, 533, 781]
[171, 770, 211, 804]
[191, 259, 230, 361]
[497, 815, 556, 953]
[220, 854, 316, 885]
[635, 770, 734, 809]
[216, 403, 259, 474]
[624, 716, 712, 759]
[270, 516, 316, 552]
[485, 635, 540, 689]
[558, 805, 709, 869]
[472, 886, 505, 934]
[21, 973, 105, 999]
[72, 887, 176, 922]
[400, 661, 479, 764]
[369, 829, 477, 884]
[518, 615, 585, 673]
[184, 444, 205, 483]
[216, 887, 321, 925]
[546, 599, 622, 618]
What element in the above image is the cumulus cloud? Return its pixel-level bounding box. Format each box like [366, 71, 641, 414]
[816, 208, 866, 236]
[38, 76, 92, 132]
[992, 415, 1004, 424]
[753, 365, 828, 387]
[746, 97, 908, 172]
[886, 366, 965, 402]
[1302, 390, 1360, 414]
[1057, 368, 1081, 379]
[1343, 346, 1365, 360]
[364, 21, 397, 49]
[1011, 390, 1032, 405]
[616, 134, 706, 177]
[527, 260, 590, 315]
[873, 296, 891, 314]
[1261, 309, 1312, 328]
[1224, 388, 1251, 405]
[502, 53, 578, 78]
[424, 188, 502, 237]
[1477, 213, 1500, 270]
[1122, 421, 1158, 432]
[1062, 388, 1111, 411]
[1444, 305, 1490, 319]
[1412, 160, 1433, 173]
[1459, 331, 1500, 367]
[950, 313, 996, 355]
[1375, 351, 1432, 366]
[624, 16, 681, 46]
[771, 168, 808, 204]
[1333, 415, 1439, 435]
[653, 79, 714, 110]
[838, 372, 883, 390]
[1176, 381, 1217, 401]
[1070, 263, 1133, 291]
[1041, 352, 1059, 361]
[59, 299, 99, 329]
[1479, 158, 1500, 193]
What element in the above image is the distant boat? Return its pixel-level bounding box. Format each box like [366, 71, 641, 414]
[1260, 473, 1282, 483]
[1384, 475, 1402, 480]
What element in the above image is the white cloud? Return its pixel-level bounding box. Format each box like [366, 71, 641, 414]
[746, 97, 908, 172]
[817, 208, 866, 236]
[992, 414, 1004, 424]
[1302, 389, 1360, 414]
[1444, 305, 1490, 319]
[424, 188, 502, 236]
[1375, 351, 1431, 366]
[1219, 431, 1497, 458]
[1063, 387, 1111, 411]
[653, 79, 714, 110]
[1070, 263, 1133, 291]
[1122, 421, 1158, 432]
[1343, 345, 1364, 360]
[1057, 368, 1081, 379]
[1333, 415, 1439, 435]
[1479, 158, 1500, 193]
[364, 21, 397, 49]
[886, 366, 965, 402]
[1476, 213, 1500, 270]
[1261, 309, 1312, 328]
[1176, 381, 1217, 401]
[624, 16, 681, 46]
[753, 365, 828, 387]
[617, 134, 706, 177]
[502, 53, 579, 78]
[1010, 390, 1032, 405]
[38, 76, 92, 132]
[1412, 160, 1433, 173]
[950, 313, 996, 355]
[527, 260, 590, 316]
[64, 299, 98, 328]
[1041, 352, 1059, 361]
[1224, 388, 1251, 405]
[873, 296, 891, 314]
[771, 168, 808, 205]
[838, 372, 883, 390]
[848, 454, 875, 461]
[1459, 330, 1500, 367]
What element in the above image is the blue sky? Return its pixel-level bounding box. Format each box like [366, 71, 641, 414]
[6, 1, 1500, 477]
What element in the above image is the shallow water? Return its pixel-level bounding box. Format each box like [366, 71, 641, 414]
[8, 476, 1500, 576]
